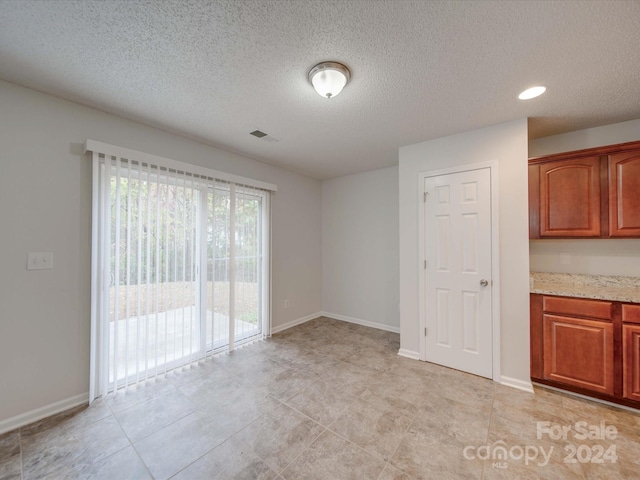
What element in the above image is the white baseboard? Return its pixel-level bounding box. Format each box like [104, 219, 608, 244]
[0, 392, 89, 435]
[320, 311, 400, 334]
[500, 375, 534, 393]
[397, 348, 420, 360]
[271, 312, 322, 334]
[271, 311, 400, 335]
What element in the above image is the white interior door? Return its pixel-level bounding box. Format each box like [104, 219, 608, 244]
[423, 167, 493, 378]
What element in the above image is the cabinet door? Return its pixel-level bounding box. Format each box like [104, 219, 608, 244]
[609, 149, 640, 237]
[543, 314, 614, 395]
[539, 157, 601, 237]
[623, 324, 640, 402]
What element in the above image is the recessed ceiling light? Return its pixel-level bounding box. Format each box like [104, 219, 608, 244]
[518, 86, 547, 100]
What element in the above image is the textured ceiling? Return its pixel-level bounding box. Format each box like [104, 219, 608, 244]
[1, 0, 639, 179]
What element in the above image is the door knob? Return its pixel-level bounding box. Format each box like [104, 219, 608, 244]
[480, 279, 489, 287]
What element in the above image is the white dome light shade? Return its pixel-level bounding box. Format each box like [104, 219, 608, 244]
[518, 86, 547, 100]
[309, 62, 351, 98]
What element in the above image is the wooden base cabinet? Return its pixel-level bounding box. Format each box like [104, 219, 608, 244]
[543, 314, 614, 395]
[531, 294, 640, 409]
[622, 304, 640, 402]
[623, 324, 640, 402]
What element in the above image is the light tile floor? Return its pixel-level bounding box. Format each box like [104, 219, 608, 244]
[2, 317, 640, 479]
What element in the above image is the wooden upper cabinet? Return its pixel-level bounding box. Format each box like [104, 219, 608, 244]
[530, 141, 640, 239]
[609, 149, 640, 237]
[539, 157, 601, 237]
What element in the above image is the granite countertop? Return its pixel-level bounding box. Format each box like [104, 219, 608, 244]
[530, 272, 640, 304]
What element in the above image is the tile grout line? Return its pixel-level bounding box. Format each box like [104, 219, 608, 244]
[322, 424, 392, 476]
[131, 445, 156, 480]
[104, 399, 155, 478]
[377, 403, 421, 479]
[250, 395, 329, 478]
[108, 385, 202, 445]
[19, 403, 124, 480]
[19, 428, 24, 480]
[129, 389, 243, 478]
[257, 364, 397, 477]
[127, 400, 233, 479]
[267, 326, 411, 477]
[217, 396, 297, 477]
[480, 385, 497, 480]
[274, 426, 328, 479]
[280, 383, 360, 431]
[321, 399, 408, 466]
[165, 434, 237, 480]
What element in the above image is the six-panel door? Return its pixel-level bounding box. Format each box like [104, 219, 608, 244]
[424, 168, 493, 379]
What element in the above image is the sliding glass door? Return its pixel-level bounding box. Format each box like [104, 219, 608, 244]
[91, 150, 270, 396]
[205, 184, 265, 354]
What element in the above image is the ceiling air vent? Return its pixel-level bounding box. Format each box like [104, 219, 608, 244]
[250, 129, 279, 143]
[250, 130, 267, 138]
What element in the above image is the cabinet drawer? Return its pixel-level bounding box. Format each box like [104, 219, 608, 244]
[543, 296, 612, 320]
[622, 304, 640, 324]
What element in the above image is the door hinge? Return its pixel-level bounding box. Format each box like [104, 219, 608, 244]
[423, 191, 429, 202]
[424, 259, 427, 269]
[424, 327, 428, 336]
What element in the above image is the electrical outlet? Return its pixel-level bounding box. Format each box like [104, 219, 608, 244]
[284, 299, 290, 309]
[27, 252, 53, 270]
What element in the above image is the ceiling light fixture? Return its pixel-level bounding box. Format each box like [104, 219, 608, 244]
[518, 86, 547, 100]
[308, 61, 351, 99]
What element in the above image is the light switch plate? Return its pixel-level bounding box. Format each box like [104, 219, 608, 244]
[27, 252, 53, 270]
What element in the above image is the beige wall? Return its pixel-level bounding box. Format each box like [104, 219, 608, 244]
[399, 119, 530, 386]
[530, 239, 640, 276]
[529, 118, 640, 158]
[321, 167, 399, 331]
[0, 81, 322, 424]
[529, 118, 640, 277]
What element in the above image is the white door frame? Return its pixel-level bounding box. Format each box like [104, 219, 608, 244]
[418, 162, 501, 382]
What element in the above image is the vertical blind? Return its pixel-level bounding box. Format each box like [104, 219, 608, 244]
[88, 141, 274, 400]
